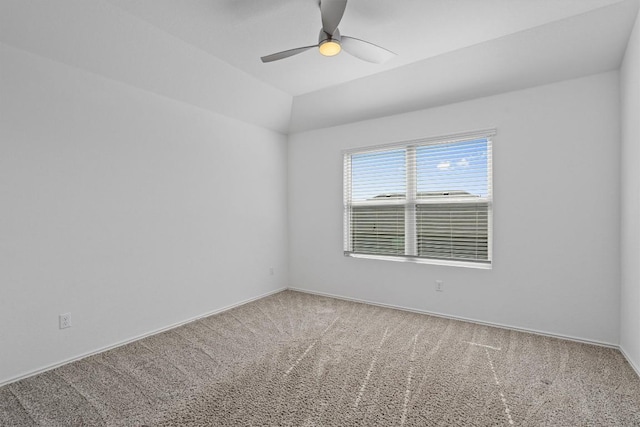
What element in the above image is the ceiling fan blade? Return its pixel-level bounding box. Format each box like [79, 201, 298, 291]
[261, 45, 317, 63]
[320, 0, 347, 35]
[341, 36, 396, 63]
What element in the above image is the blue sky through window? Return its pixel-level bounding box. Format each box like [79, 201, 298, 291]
[417, 138, 488, 198]
[350, 138, 489, 201]
[351, 148, 405, 201]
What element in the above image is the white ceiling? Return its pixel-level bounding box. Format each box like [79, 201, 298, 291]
[291, 0, 640, 132]
[1, 0, 638, 133]
[105, 0, 627, 96]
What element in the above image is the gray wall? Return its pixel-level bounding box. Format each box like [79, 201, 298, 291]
[289, 72, 621, 345]
[621, 8, 640, 375]
[0, 43, 289, 384]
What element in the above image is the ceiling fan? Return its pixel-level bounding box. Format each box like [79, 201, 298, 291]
[260, 0, 396, 64]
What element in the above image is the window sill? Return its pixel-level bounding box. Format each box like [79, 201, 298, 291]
[345, 253, 492, 270]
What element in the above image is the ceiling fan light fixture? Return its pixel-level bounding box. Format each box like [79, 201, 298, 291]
[319, 40, 341, 57]
[260, 0, 396, 64]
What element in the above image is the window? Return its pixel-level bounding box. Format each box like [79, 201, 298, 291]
[343, 130, 494, 267]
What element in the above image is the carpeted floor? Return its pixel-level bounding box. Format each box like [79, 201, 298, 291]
[1, 290, 639, 426]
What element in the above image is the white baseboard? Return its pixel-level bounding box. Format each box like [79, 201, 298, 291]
[620, 346, 640, 379]
[0, 287, 287, 388]
[287, 286, 619, 349]
[3, 285, 635, 388]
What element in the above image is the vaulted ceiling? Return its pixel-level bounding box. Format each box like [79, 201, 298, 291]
[106, 0, 629, 96]
[2, 0, 638, 133]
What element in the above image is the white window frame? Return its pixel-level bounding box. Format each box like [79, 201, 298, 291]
[343, 129, 495, 269]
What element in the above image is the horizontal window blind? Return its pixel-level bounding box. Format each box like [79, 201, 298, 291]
[416, 202, 489, 261]
[344, 130, 493, 265]
[351, 205, 405, 255]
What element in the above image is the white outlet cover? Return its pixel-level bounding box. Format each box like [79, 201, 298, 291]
[59, 313, 72, 329]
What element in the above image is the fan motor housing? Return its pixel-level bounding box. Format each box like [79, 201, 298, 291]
[319, 28, 341, 44]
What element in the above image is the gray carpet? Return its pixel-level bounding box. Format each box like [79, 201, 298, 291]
[1, 290, 639, 426]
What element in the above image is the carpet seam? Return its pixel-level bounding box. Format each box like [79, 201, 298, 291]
[93, 358, 156, 408]
[254, 303, 288, 337]
[52, 371, 106, 426]
[6, 387, 38, 427]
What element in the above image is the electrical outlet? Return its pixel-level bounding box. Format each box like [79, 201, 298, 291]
[269, 267, 274, 276]
[435, 280, 444, 292]
[59, 313, 72, 329]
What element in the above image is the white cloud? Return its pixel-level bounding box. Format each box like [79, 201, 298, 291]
[457, 158, 469, 167]
[437, 160, 451, 170]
